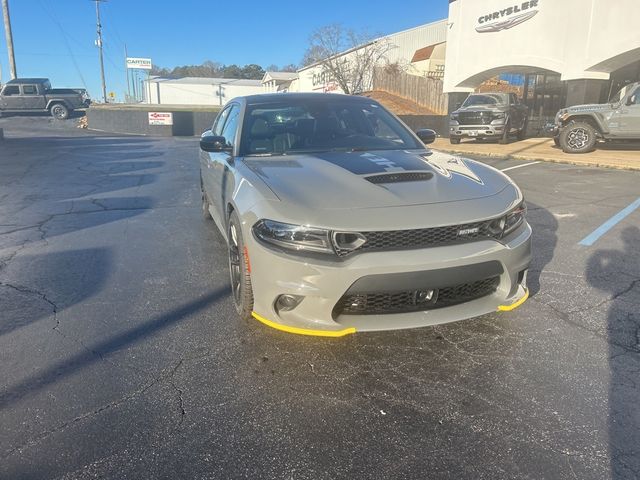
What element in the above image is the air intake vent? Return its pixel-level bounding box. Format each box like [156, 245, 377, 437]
[365, 172, 433, 184]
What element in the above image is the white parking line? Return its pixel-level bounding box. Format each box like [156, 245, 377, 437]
[500, 161, 541, 172]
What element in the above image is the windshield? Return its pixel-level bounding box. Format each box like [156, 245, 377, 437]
[240, 98, 422, 156]
[462, 94, 508, 107]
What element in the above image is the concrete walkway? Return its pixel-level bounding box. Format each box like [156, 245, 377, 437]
[432, 137, 640, 171]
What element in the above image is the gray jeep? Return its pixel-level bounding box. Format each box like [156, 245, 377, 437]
[551, 82, 640, 153]
[0, 78, 86, 120]
[449, 92, 529, 145]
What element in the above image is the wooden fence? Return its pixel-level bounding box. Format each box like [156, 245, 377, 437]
[372, 67, 448, 115]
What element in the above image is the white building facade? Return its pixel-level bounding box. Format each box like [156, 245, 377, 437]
[444, 0, 640, 110]
[296, 20, 448, 94]
[145, 77, 263, 106]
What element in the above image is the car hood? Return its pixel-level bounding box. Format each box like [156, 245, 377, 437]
[563, 103, 612, 114]
[454, 105, 508, 114]
[243, 149, 511, 211]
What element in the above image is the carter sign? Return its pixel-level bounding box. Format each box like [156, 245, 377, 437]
[476, 0, 539, 33]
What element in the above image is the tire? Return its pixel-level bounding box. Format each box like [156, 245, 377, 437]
[449, 137, 461, 145]
[200, 175, 212, 220]
[50, 103, 69, 120]
[559, 121, 597, 154]
[228, 211, 254, 320]
[517, 117, 528, 140]
[499, 121, 510, 144]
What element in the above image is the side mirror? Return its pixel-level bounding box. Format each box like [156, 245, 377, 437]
[200, 134, 231, 153]
[416, 129, 437, 145]
[627, 95, 637, 106]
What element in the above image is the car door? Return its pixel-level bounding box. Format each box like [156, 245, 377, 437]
[21, 84, 46, 110]
[509, 93, 522, 128]
[613, 87, 640, 136]
[1, 85, 23, 110]
[201, 106, 230, 210]
[211, 103, 240, 223]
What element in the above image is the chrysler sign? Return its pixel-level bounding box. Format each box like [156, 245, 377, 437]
[476, 0, 539, 33]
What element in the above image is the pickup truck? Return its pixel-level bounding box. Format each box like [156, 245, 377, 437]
[449, 92, 529, 144]
[0, 78, 87, 120]
[549, 82, 640, 153]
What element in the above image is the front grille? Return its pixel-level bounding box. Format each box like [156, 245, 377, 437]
[335, 276, 500, 316]
[458, 112, 494, 125]
[333, 221, 496, 257]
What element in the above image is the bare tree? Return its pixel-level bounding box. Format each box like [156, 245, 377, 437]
[302, 24, 395, 94]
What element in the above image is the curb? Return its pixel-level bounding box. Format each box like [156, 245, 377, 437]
[434, 145, 640, 172]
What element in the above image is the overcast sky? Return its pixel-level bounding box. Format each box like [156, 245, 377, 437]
[0, 0, 448, 100]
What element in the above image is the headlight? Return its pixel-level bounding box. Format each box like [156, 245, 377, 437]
[492, 112, 506, 119]
[487, 202, 527, 239]
[253, 219, 334, 254]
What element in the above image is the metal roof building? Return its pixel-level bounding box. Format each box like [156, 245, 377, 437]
[145, 77, 263, 106]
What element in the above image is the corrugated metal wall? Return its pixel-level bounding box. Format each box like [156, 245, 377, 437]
[384, 20, 448, 66]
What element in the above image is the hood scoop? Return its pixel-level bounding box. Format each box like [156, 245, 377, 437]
[365, 171, 433, 184]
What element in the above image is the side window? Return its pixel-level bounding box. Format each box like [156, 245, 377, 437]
[3, 85, 20, 96]
[632, 89, 640, 105]
[212, 108, 231, 136]
[22, 85, 37, 95]
[220, 105, 240, 146]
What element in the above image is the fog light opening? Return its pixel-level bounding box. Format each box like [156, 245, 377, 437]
[414, 289, 438, 305]
[276, 294, 304, 312]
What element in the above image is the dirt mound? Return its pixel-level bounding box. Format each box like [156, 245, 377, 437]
[363, 91, 437, 115]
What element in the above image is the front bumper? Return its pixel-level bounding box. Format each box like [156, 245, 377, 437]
[247, 222, 532, 335]
[450, 123, 506, 139]
[543, 123, 559, 137]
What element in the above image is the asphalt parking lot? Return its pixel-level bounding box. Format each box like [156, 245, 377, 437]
[1, 117, 639, 480]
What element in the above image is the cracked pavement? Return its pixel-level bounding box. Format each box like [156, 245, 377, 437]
[1, 116, 639, 479]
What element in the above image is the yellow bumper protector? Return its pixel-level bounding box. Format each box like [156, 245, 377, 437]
[497, 288, 529, 312]
[252, 312, 356, 337]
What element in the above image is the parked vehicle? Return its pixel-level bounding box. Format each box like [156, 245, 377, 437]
[548, 82, 640, 153]
[0, 78, 87, 119]
[449, 93, 529, 145]
[199, 93, 531, 336]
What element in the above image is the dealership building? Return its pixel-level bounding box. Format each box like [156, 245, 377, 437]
[444, 0, 640, 125]
[140, 0, 638, 132]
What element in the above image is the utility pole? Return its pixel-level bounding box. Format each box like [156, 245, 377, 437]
[93, 0, 107, 103]
[2, 0, 17, 79]
[124, 44, 131, 101]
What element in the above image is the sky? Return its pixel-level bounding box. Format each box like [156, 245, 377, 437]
[0, 0, 449, 101]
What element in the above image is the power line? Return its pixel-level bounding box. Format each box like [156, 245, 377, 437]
[36, 0, 89, 89]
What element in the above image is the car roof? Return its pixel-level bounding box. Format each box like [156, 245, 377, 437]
[6, 78, 49, 84]
[239, 92, 376, 105]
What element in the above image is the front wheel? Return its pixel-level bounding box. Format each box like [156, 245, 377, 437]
[517, 117, 528, 140]
[559, 121, 597, 154]
[228, 211, 254, 320]
[499, 121, 511, 144]
[200, 175, 212, 220]
[50, 103, 69, 120]
[449, 137, 461, 145]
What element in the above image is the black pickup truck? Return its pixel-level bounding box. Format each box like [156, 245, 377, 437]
[0, 78, 88, 120]
[449, 92, 529, 144]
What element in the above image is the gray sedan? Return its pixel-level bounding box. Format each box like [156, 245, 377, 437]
[199, 93, 531, 337]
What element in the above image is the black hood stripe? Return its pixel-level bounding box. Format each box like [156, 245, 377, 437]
[314, 151, 432, 175]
